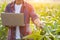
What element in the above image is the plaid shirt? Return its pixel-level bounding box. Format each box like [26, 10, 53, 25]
[5, 1, 38, 40]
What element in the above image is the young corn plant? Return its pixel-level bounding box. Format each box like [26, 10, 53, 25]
[23, 23, 60, 40]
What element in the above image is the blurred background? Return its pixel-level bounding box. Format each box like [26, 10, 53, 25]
[0, 0, 60, 40]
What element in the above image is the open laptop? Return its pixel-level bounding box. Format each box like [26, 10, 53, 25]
[1, 13, 25, 26]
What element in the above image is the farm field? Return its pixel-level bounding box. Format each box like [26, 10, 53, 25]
[0, 0, 60, 40]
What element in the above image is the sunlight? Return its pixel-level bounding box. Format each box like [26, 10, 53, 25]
[34, 0, 40, 3]
[31, 0, 54, 3]
[33, 0, 47, 3]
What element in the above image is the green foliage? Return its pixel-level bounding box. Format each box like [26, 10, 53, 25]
[23, 24, 60, 40]
[23, 3, 60, 40]
[0, 1, 7, 40]
[0, 2, 7, 13]
[0, 17, 8, 40]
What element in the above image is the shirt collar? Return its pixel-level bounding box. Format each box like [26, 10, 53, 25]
[10, 1, 25, 13]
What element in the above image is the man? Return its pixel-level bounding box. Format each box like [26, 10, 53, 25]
[5, 0, 43, 40]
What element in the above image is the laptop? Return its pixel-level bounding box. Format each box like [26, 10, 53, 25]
[1, 13, 25, 26]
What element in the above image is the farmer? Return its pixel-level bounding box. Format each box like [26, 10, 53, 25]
[5, 0, 43, 40]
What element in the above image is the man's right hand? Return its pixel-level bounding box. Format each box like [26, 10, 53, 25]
[34, 18, 45, 29]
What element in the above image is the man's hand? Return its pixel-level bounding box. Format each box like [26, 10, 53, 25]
[34, 18, 44, 29]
